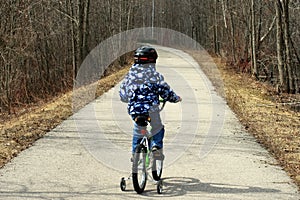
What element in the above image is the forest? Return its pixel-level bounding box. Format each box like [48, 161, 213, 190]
[0, 0, 299, 113]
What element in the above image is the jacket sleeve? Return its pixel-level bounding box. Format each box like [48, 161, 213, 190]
[119, 76, 129, 103]
[158, 82, 180, 103]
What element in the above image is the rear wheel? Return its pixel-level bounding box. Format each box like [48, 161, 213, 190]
[132, 145, 147, 194]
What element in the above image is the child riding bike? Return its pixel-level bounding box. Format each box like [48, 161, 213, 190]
[119, 46, 182, 158]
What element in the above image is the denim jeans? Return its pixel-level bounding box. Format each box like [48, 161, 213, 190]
[132, 110, 165, 153]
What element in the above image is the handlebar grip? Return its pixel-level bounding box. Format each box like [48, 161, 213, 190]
[159, 99, 166, 111]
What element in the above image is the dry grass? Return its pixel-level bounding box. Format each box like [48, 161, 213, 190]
[189, 50, 299, 189]
[213, 58, 300, 188]
[0, 66, 130, 168]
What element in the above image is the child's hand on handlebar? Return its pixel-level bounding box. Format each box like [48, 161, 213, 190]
[176, 96, 182, 103]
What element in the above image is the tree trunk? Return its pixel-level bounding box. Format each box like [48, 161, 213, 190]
[67, 0, 77, 78]
[229, 8, 236, 62]
[76, 0, 90, 75]
[251, 0, 258, 77]
[282, 0, 294, 93]
[221, 0, 228, 29]
[275, 0, 287, 93]
[82, 0, 90, 59]
[213, 0, 220, 55]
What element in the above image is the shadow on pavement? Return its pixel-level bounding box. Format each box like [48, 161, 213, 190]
[142, 177, 281, 197]
[0, 181, 124, 199]
[0, 177, 282, 199]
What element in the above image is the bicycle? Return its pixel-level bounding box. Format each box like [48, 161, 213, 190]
[120, 101, 166, 194]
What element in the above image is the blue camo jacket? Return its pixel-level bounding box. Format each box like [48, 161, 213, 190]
[119, 63, 180, 117]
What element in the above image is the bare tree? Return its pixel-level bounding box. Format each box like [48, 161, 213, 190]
[275, 0, 287, 92]
[282, 0, 295, 93]
[1, 0, 300, 113]
[251, 0, 258, 76]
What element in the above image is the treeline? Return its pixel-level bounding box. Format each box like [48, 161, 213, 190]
[157, 0, 299, 94]
[0, 0, 299, 113]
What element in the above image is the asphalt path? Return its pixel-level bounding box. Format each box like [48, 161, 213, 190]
[0, 47, 299, 199]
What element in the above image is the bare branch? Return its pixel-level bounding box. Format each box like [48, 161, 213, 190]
[53, 7, 78, 26]
[259, 16, 276, 43]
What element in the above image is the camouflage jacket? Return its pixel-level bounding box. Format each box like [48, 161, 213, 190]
[119, 63, 180, 116]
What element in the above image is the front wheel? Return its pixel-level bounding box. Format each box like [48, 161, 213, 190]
[152, 158, 163, 181]
[132, 145, 147, 194]
[157, 180, 163, 194]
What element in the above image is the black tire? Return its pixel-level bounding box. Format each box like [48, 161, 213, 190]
[152, 158, 163, 181]
[132, 145, 147, 194]
[120, 178, 126, 191]
[157, 180, 163, 194]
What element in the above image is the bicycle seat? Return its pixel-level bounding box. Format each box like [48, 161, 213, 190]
[134, 115, 151, 127]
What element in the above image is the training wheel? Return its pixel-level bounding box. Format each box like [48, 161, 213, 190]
[157, 180, 163, 194]
[120, 177, 126, 191]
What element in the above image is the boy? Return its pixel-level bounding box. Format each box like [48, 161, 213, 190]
[119, 46, 181, 156]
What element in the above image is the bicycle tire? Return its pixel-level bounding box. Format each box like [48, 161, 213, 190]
[157, 180, 163, 194]
[120, 177, 126, 191]
[132, 145, 147, 194]
[152, 158, 163, 181]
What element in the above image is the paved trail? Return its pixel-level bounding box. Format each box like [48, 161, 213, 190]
[0, 47, 298, 200]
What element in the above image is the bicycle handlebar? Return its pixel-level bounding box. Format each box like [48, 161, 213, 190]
[159, 97, 182, 111]
[159, 99, 167, 111]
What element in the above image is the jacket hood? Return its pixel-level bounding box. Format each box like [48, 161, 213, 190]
[131, 63, 156, 71]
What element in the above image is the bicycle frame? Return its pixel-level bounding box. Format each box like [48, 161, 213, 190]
[138, 133, 154, 170]
[120, 100, 166, 194]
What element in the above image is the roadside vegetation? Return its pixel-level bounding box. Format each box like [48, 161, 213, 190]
[191, 52, 300, 189]
[215, 58, 300, 189]
[0, 63, 130, 168]
[1, 1, 299, 113]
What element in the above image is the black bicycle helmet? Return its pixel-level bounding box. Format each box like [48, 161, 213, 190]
[134, 46, 158, 64]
